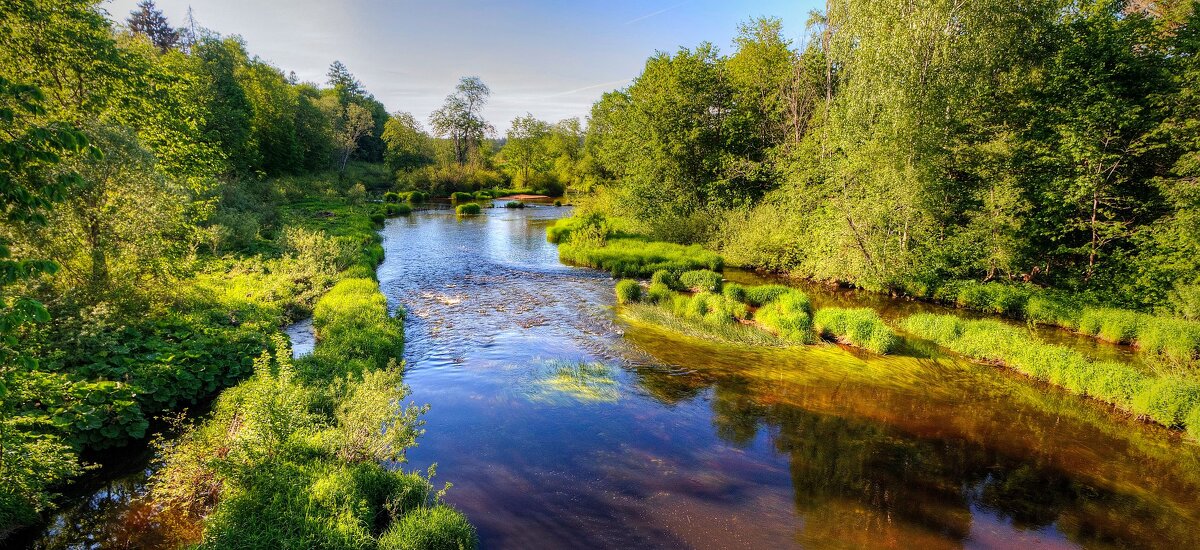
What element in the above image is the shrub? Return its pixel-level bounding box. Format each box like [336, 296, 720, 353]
[743, 284, 793, 307]
[679, 269, 723, 292]
[455, 203, 481, 216]
[669, 292, 748, 326]
[407, 191, 428, 203]
[813, 308, 898, 354]
[384, 192, 401, 203]
[554, 200, 562, 207]
[651, 269, 681, 290]
[615, 279, 642, 305]
[504, 201, 525, 209]
[753, 290, 814, 343]
[369, 212, 386, 226]
[1131, 377, 1200, 428]
[378, 506, 478, 550]
[450, 191, 473, 203]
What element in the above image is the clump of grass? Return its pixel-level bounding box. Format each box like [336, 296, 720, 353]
[743, 284, 793, 307]
[378, 506, 479, 550]
[474, 190, 494, 200]
[384, 191, 401, 203]
[615, 279, 641, 305]
[722, 283, 747, 303]
[504, 201, 525, 209]
[553, 200, 562, 207]
[386, 203, 412, 216]
[813, 308, 898, 354]
[1131, 377, 1200, 428]
[1187, 406, 1200, 439]
[455, 203, 481, 216]
[645, 282, 674, 304]
[650, 269, 681, 290]
[545, 212, 611, 244]
[407, 191, 428, 203]
[1024, 292, 1082, 329]
[557, 237, 723, 278]
[753, 290, 814, 343]
[450, 191, 473, 203]
[1137, 318, 1200, 367]
[666, 292, 749, 327]
[679, 269, 723, 292]
[1078, 308, 1141, 344]
[369, 211, 386, 226]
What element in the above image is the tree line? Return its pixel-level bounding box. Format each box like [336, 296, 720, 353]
[574, 0, 1200, 314]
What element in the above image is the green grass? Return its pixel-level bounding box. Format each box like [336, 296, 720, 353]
[615, 279, 642, 305]
[450, 191, 473, 203]
[504, 200, 525, 209]
[743, 284, 794, 307]
[406, 191, 428, 203]
[753, 290, 815, 344]
[557, 237, 723, 278]
[901, 313, 1200, 433]
[386, 203, 413, 216]
[455, 203, 481, 216]
[813, 308, 898, 354]
[679, 269, 723, 292]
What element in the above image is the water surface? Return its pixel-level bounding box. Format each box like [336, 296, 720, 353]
[379, 206, 1200, 549]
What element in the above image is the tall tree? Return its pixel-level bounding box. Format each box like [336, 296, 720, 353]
[501, 114, 550, 184]
[127, 0, 178, 53]
[429, 76, 493, 166]
[381, 111, 433, 172]
[335, 103, 375, 176]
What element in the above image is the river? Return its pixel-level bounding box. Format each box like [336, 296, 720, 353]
[21, 203, 1200, 548]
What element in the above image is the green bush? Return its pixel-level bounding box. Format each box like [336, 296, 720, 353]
[407, 191, 428, 203]
[384, 192, 401, 203]
[378, 506, 478, 550]
[615, 279, 642, 304]
[450, 191, 473, 203]
[679, 269, 723, 292]
[668, 292, 748, 327]
[722, 283, 747, 303]
[651, 269, 681, 290]
[753, 290, 814, 343]
[455, 203, 481, 216]
[504, 201, 525, 209]
[813, 308, 898, 354]
[553, 200, 562, 207]
[369, 211, 386, 226]
[474, 190, 494, 199]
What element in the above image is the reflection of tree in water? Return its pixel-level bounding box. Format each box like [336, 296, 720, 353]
[630, 363, 1198, 548]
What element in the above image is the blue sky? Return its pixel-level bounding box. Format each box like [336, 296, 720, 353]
[106, 0, 821, 128]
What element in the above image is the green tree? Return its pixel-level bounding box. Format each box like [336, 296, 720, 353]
[501, 113, 551, 185]
[126, 0, 178, 53]
[429, 76, 493, 166]
[381, 111, 433, 172]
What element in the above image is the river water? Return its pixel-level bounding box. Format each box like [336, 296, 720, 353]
[19, 203, 1200, 548]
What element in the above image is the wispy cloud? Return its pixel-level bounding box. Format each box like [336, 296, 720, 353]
[623, 1, 691, 25]
[541, 79, 632, 98]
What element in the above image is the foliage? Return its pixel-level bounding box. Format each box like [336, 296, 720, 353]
[752, 290, 814, 344]
[378, 505, 478, 550]
[504, 201, 525, 209]
[450, 192, 474, 203]
[812, 308, 898, 354]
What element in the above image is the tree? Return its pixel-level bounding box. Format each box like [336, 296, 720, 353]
[501, 114, 550, 184]
[327, 60, 364, 103]
[127, 0, 179, 53]
[381, 112, 433, 172]
[429, 76, 493, 166]
[335, 103, 375, 175]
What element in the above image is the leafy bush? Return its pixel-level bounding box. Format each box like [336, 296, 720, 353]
[679, 270, 723, 292]
[384, 192, 401, 203]
[813, 308, 898, 354]
[753, 290, 814, 343]
[455, 203, 481, 216]
[615, 279, 642, 304]
[378, 506, 478, 550]
[553, 200, 562, 207]
[450, 191, 473, 203]
[504, 201, 525, 209]
[407, 191, 428, 203]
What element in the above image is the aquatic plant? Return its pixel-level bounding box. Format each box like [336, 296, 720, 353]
[370, 211, 387, 226]
[742, 284, 794, 307]
[386, 203, 412, 216]
[679, 269, 723, 292]
[645, 282, 674, 304]
[813, 308, 898, 354]
[753, 290, 814, 343]
[504, 200, 525, 209]
[384, 191, 401, 203]
[1131, 377, 1200, 428]
[455, 203, 481, 216]
[450, 191, 473, 203]
[722, 283, 747, 303]
[651, 269, 681, 290]
[557, 237, 723, 278]
[615, 279, 642, 304]
[407, 191, 428, 203]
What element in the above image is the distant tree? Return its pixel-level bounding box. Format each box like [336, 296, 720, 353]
[327, 60, 364, 103]
[429, 76, 493, 166]
[501, 114, 550, 184]
[335, 103, 375, 175]
[381, 112, 433, 172]
[127, 0, 179, 53]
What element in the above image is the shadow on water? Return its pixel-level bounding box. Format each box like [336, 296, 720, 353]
[20, 203, 1200, 548]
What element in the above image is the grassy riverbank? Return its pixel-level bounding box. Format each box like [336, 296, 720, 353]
[145, 199, 476, 549]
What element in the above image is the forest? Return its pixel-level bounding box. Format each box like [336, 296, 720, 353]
[4, 0, 1200, 547]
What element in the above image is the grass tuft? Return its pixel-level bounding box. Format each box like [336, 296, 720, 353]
[813, 308, 898, 354]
